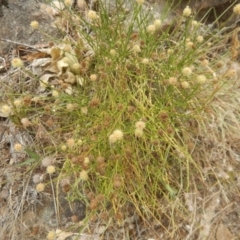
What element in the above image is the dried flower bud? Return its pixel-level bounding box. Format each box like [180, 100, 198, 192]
[46, 165, 56, 174]
[30, 21, 39, 29]
[183, 6, 191, 17]
[11, 58, 23, 68]
[36, 183, 45, 192]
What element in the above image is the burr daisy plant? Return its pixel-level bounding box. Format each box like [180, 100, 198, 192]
[2, 0, 240, 238]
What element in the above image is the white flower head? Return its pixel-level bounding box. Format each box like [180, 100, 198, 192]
[183, 6, 191, 17]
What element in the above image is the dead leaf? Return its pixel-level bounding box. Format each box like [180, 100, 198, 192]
[39, 73, 55, 91]
[56, 229, 74, 240]
[51, 47, 62, 61]
[216, 223, 234, 240]
[32, 58, 52, 75]
[24, 51, 50, 62]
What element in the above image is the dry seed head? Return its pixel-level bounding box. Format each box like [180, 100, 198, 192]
[136, 0, 144, 5]
[14, 143, 23, 152]
[168, 77, 177, 85]
[61, 178, 71, 193]
[167, 126, 174, 135]
[233, 4, 240, 15]
[64, 0, 72, 6]
[186, 41, 194, 49]
[192, 20, 199, 27]
[96, 156, 105, 163]
[32, 174, 42, 184]
[72, 63, 81, 73]
[30, 21, 39, 29]
[66, 138, 75, 148]
[13, 99, 22, 107]
[127, 105, 135, 113]
[197, 35, 204, 43]
[66, 103, 76, 111]
[47, 231, 56, 240]
[36, 183, 45, 192]
[181, 81, 190, 89]
[110, 49, 117, 56]
[89, 199, 98, 210]
[197, 75, 206, 84]
[132, 44, 141, 54]
[80, 170, 88, 181]
[182, 67, 192, 76]
[89, 97, 100, 107]
[158, 111, 168, 121]
[226, 69, 237, 77]
[1, 105, 11, 116]
[113, 175, 122, 188]
[154, 19, 162, 29]
[77, 0, 86, 9]
[90, 74, 98, 81]
[135, 120, 146, 130]
[88, 10, 98, 20]
[151, 52, 158, 60]
[113, 180, 122, 188]
[46, 165, 56, 174]
[112, 129, 124, 140]
[109, 129, 124, 144]
[49, 41, 54, 47]
[216, 61, 224, 68]
[84, 157, 90, 165]
[21, 118, 32, 128]
[183, 6, 191, 17]
[109, 134, 118, 144]
[147, 24, 156, 34]
[42, 156, 54, 167]
[142, 58, 149, 64]
[201, 59, 209, 66]
[135, 128, 143, 137]
[52, 90, 59, 97]
[61, 144, 67, 151]
[11, 58, 23, 68]
[60, 178, 70, 187]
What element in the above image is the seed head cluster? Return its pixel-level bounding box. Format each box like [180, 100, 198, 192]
[183, 6, 192, 17]
[109, 129, 124, 144]
[30, 21, 39, 29]
[233, 4, 240, 15]
[14, 143, 23, 152]
[135, 120, 146, 137]
[182, 67, 192, 76]
[0, 105, 11, 116]
[36, 183, 45, 192]
[80, 170, 88, 181]
[46, 165, 56, 174]
[11, 58, 23, 68]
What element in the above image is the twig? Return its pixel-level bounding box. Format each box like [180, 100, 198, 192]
[49, 174, 59, 228]
[0, 38, 39, 50]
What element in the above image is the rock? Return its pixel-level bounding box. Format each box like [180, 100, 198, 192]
[173, 0, 240, 24]
[0, 0, 59, 54]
